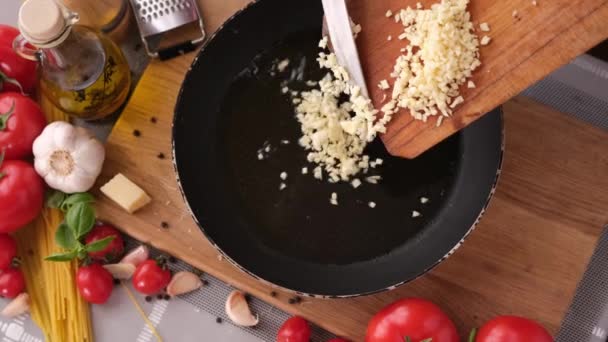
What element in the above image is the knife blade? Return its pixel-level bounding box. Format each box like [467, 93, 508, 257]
[321, 0, 369, 98]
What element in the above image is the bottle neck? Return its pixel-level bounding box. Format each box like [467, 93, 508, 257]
[39, 25, 106, 91]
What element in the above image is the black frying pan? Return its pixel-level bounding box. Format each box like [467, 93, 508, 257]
[173, 0, 503, 297]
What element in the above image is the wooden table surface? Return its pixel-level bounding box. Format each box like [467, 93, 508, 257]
[40, 1, 608, 341]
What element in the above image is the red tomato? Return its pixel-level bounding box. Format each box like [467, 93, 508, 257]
[474, 316, 553, 342]
[0, 48, 37, 94]
[0, 234, 17, 270]
[0, 267, 25, 298]
[132, 260, 171, 295]
[0, 159, 44, 233]
[85, 224, 125, 262]
[277, 316, 311, 342]
[365, 298, 460, 342]
[76, 264, 114, 304]
[0, 92, 46, 160]
[0, 25, 19, 48]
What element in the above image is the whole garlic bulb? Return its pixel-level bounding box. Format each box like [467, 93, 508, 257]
[33, 121, 105, 193]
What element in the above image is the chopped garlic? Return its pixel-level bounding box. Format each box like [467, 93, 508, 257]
[369, 202, 376, 208]
[450, 96, 464, 109]
[319, 36, 329, 49]
[351, 178, 362, 188]
[306, 80, 318, 87]
[512, 10, 518, 17]
[420, 197, 429, 204]
[480, 35, 491, 45]
[436, 116, 444, 127]
[532, 0, 537, 5]
[386, 9, 393, 17]
[281, 140, 290, 145]
[387, 35, 392, 41]
[277, 59, 290, 72]
[375, 158, 384, 165]
[313, 166, 323, 180]
[378, 79, 390, 90]
[479, 22, 490, 31]
[467, 80, 476, 88]
[330, 192, 338, 205]
[281, 86, 289, 94]
[279, 183, 287, 190]
[412, 210, 421, 218]
[383, 0, 481, 122]
[301, 167, 308, 175]
[366, 175, 382, 184]
[257, 153, 264, 160]
[280, 172, 288, 180]
[293, 44, 391, 183]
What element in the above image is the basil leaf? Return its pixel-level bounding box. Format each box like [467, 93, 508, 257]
[55, 222, 77, 249]
[46, 190, 66, 209]
[45, 250, 78, 262]
[61, 193, 95, 212]
[66, 202, 96, 239]
[85, 236, 115, 253]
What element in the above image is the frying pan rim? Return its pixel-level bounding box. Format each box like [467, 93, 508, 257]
[171, 0, 505, 298]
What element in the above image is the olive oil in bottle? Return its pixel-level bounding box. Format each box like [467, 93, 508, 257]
[14, 0, 131, 120]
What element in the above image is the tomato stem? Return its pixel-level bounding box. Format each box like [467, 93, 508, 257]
[468, 328, 478, 342]
[0, 100, 16, 131]
[0, 150, 5, 180]
[0, 70, 25, 95]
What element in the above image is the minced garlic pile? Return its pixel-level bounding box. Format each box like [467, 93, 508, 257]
[294, 48, 392, 183]
[382, 0, 482, 122]
[292, 0, 486, 183]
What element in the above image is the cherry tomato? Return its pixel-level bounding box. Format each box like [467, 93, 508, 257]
[0, 267, 25, 298]
[85, 224, 125, 262]
[0, 48, 37, 94]
[0, 159, 44, 233]
[474, 316, 553, 342]
[0, 234, 17, 270]
[0, 92, 46, 160]
[277, 316, 311, 342]
[76, 264, 114, 304]
[132, 259, 171, 295]
[365, 298, 459, 342]
[0, 25, 19, 48]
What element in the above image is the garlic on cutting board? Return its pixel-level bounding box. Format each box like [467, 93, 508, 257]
[33, 121, 105, 194]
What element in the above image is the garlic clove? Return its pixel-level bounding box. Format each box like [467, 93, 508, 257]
[103, 263, 136, 280]
[1, 293, 30, 318]
[120, 245, 149, 267]
[166, 271, 203, 297]
[225, 290, 259, 327]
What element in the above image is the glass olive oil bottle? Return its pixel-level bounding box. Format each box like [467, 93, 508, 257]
[14, 0, 131, 120]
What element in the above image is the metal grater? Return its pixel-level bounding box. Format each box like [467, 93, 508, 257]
[129, 0, 205, 59]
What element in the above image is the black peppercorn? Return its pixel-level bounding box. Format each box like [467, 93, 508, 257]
[150, 116, 157, 123]
[133, 129, 141, 137]
[164, 294, 171, 301]
[157, 152, 165, 159]
[270, 291, 277, 297]
[202, 280, 209, 286]
[157, 294, 163, 300]
[145, 296, 152, 302]
[161, 221, 169, 229]
[216, 317, 223, 324]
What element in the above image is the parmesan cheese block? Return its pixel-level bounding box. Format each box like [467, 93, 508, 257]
[100, 173, 151, 213]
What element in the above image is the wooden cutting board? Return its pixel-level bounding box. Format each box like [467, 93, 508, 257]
[87, 1, 608, 341]
[348, 0, 608, 158]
